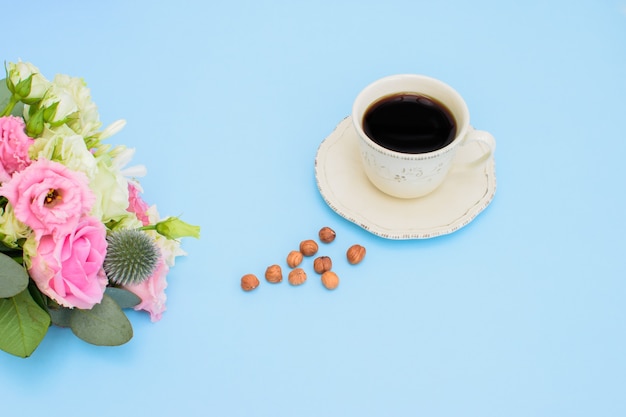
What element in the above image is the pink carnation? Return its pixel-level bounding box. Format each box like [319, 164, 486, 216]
[28, 216, 108, 309]
[122, 234, 180, 322]
[127, 182, 150, 226]
[0, 116, 35, 182]
[0, 158, 95, 237]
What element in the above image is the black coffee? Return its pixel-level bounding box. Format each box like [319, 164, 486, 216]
[362, 93, 456, 154]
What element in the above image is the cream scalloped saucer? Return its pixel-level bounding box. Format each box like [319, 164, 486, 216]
[315, 116, 496, 239]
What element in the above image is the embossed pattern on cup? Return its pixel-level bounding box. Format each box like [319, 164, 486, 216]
[352, 74, 494, 199]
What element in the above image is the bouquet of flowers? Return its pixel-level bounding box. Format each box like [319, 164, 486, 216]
[0, 60, 199, 358]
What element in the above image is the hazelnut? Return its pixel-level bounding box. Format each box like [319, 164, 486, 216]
[313, 256, 332, 274]
[241, 274, 260, 291]
[299, 239, 318, 257]
[321, 271, 339, 290]
[288, 268, 307, 286]
[346, 244, 366, 265]
[286, 250, 303, 268]
[264, 264, 283, 283]
[318, 226, 336, 243]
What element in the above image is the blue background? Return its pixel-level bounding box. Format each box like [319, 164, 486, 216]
[2, 1, 625, 416]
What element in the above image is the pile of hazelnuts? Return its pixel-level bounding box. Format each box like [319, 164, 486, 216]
[240, 226, 366, 292]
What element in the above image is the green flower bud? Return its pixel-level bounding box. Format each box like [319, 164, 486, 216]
[14, 75, 33, 99]
[154, 217, 200, 240]
[42, 100, 60, 124]
[25, 106, 45, 137]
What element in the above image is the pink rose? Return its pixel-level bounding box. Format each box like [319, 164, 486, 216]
[124, 257, 168, 322]
[127, 182, 150, 226]
[28, 216, 108, 309]
[0, 158, 95, 237]
[0, 116, 34, 182]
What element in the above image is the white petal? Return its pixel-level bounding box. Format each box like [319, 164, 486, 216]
[99, 119, 126, 140]
[121, 164, 147, 178]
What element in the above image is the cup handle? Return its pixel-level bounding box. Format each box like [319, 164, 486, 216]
[454, 126, 496, 169]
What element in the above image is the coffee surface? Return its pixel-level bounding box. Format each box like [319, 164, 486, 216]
[363, 93, 456, 154]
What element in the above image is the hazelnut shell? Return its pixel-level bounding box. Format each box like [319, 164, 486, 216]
[265, 264, 283, 283]
[299, 239, 319, 257]
[288, 268, 307, 286]
[241, 274, 260, 291]
[318, 227, 336, 243]
[321, 271, 339, 290]
[286, 250, 303, 268]
[313, 256, 333, 274]
[346, 244, 366, 265]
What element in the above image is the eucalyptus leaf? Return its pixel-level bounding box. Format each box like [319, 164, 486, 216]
[0, 289, 51, 358]
[69, 294, 133, 346]
[104, 287, 141, 309]
[48, 306, 72, 328]
[0, 78, 10, 106]
[0, 252, 29, 298]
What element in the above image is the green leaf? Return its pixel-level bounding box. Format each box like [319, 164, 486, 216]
[0, 252, 29, 298]
[27, 280, 47, 312]
[69, 294, 133, 346]
[0, 289, 51, 358]
[104, 287, 141, 309]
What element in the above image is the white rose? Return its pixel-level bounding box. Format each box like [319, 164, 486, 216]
[46, 74, 101, 138]
[89, 156, 130, 223]
[0, 204, 30, 248]
[6, 60, 50, 103]
[29, 124, 98, 178]
[40, 83, 78, 126]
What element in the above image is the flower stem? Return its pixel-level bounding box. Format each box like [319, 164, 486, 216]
[0, 95, 18, 117]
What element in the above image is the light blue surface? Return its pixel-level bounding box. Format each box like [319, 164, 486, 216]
[2, 1, 626, 416]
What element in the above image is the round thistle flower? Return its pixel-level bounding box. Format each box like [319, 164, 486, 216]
[104, 229, 160, 285]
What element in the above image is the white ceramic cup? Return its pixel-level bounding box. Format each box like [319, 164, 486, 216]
[352, 74, 495, 199]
